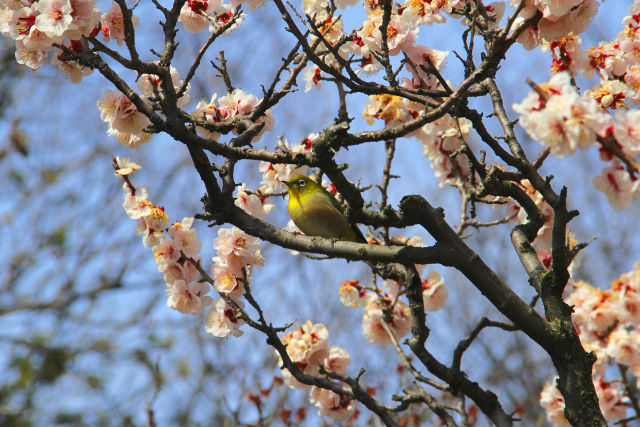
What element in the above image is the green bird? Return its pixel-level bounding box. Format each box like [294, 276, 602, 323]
[283, 175, 366, 243]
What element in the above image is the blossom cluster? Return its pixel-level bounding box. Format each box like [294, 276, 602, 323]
[96, 66, 191, 148]
[192, 88, 274, 143]
[512, 0, 600, 49]
[513, 71, 640, 210]
[1, 0, 101, 71]
[115, 157, 269, 338]
[206, 204, 269, 337]
[540, 262, 640, 424]
[339, 268, 448, 346]
[278, 321, 357, 421]
[115, 157, 213, 316]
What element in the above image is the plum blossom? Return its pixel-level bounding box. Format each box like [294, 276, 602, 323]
[363, 94, 420, 127]
[178, 0, 219, 33]
[122, 184, 152, 219]
[339, 280, 367, 308]
[168, 217, 202, 258]
[513, 72, 612, 158]
[35, 0, 72, 39]
[309, 386, 356, 421]
[362, 296, 411, 346]
[97, 89, 152, 147]
[403, 0, 452, 26]
[101, 1, 139, 45]
[154, 237, 200, 285]
[611, 266, 640, 324]
[358, 10, 417, 56]
[543, 33, 590, 77]
[192, 89, 273, 142]
[51, 39, 92, 83]
[303, 65, 322, 92]
[136, 205, 170, 247]
[166, 280, 212, 314]
[515, 179, 555, 247]
[605, 327, 640, 367]
[259, 138, 312, 192]
[401, 44, 448, 92]
[593, 377, 628, 421]
[566, 281, 618, 336]
[592, 161, 640, 210]
[65, 0, 101, 40]
[540, 380, 569, 426]
[282, 321, 329, 369]
[613, 109, 640, 157]
[193, 94, 221, 140]
[422, 270, 448, 311]
[416, 115, 472, 187]
[213, 227, 263, 272]
[138, 66, 191, 108]
[205, 297, 245, 337]
[324, 346, 350, 376]
[234, 184, 275, 220]
[114, 156, 140, 176]
[14, 39, 48, 69]
[210, 264, 244, 297]
[7, 5, 38, 41]
[279, 321, 330, 387]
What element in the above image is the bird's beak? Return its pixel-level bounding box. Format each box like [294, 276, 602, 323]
[282, 180, 291, 187]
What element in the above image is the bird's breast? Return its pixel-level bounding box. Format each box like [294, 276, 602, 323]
[289, 192, 353, 240]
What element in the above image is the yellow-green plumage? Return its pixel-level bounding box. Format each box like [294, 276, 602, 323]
[284, 175, 366, 243]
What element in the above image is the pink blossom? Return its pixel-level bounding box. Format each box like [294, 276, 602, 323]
[210, 264, 244, 297]
[613, 110, 640, 157]
[309, 386, 356, 420]
[97, 89, 152, 146]
[101, 1, 139, 46]
[114, 156, 140, 176]
[34, 0, 72, 39]
[51, 39, 92, 83]
[258, 140, 311, 192]
[213, 227, 263, 270]
[205, 297, 245, 337]
[281, 321, 329, 371]
[303, 65, 322, 93]
[178, 0, 216, 33]
[7, 6, 38, 41]
[403, 0, 451, 26]
[592, 161, 640, 210]
[606, 327, 640, 367]
[166, 280, 212, 314]
[167, 217, 201, 259]
[14, 38, 48, 69]
[136, 205, 170, 247]
[540, 380, 569, 426]
[65, 0, 100, 40]
[513, 72, 612, 158]
[234, 184, 274, 220]
[138, 66, 191, 108]
[301, 0, 328, 16]
[593, 377, 628, 421]
[611, 267, 640, 324]
[338, 280, 367, 308]
[193, 94, 221, 140]
[323, 346, 350, 376]
[122, 184, 152, 219]
[416, 115, 472, 187]
[422, 270, 448, 311]
[362, 296, 411, 346]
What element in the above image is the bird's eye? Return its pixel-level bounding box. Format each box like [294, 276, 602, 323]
[297, 179, 306, 187]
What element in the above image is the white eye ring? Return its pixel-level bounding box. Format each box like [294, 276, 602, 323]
[297, 179, 306, 187]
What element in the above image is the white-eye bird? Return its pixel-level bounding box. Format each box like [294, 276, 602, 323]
[283, 174, 366, 243]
